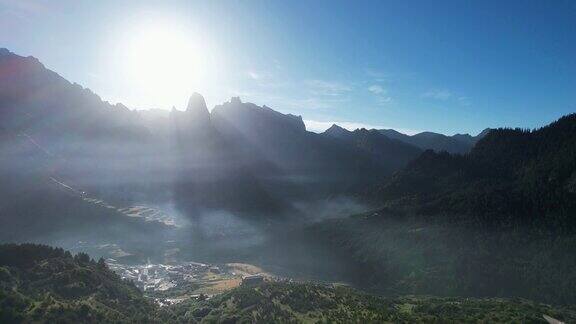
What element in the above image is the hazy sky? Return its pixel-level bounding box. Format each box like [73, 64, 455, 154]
[1, 0, 575, 135]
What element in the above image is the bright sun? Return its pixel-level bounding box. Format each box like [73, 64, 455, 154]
[121, 20, 217, 108]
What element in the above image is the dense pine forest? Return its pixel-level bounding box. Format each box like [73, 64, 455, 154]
[2, 0, 576, 322]
[0, 244, 157, 323]
[376, 113, 576, 228]
[2, 244, 576, 323]
[267, 113, 576, 305]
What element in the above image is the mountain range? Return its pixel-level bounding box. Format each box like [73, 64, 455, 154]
[324, 123, 489, 154]
[3, 47, 576, 310]
[276, 111, 576, 305]
[0, 47, 465, 233]
[376, 113, 576, 224]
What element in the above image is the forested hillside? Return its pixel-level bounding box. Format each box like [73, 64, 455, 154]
[375, 113, 576, 228]
[162, 282, 576, 323]
[271, 114, 576, 306]
[0, 244, 157, 323]
[280, 210, 576, 305]
[2, 244, 575, 323]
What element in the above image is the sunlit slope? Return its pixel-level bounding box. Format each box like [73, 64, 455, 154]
[0, 244, 157, 323]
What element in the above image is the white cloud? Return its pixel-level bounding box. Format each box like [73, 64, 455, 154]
[423, 89, 452, 100]
[376, 96, 393, 104]
[304, 79, 352, 96]
[457, 96, 472, 106]
[364, 69, 389, 82]
[422, 89, 472, 107]
[287, 96, 350, 110]
[247, 71, 261, 80]
[367, 84, 393, 105]
[243, 70, 289, 90]
[368, 84, 384, 94]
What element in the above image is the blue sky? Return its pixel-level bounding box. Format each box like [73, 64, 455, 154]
[1, 0, 575, 135]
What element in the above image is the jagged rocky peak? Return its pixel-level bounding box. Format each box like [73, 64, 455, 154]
[230, 96, 242, 105]
[0, 48, 44, 75]
[185, 92, 211, 124]
[324, 124, 351, 138]
[0, 48, 12, 56]
[211, 98, 306, 135]
[187, 92, 208, 112]
[114, 103, 131, 114]
[476, 128, 492, 138]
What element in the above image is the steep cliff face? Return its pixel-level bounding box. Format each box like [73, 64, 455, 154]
[0, 48, 150, 143]
[211, 97, 306, 139]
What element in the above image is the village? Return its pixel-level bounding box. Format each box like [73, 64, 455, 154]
[106, 259, 268, 305]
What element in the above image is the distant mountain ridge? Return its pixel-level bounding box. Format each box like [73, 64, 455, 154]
[0, 48, 423, 240]
[375, 113, 576, 226]
[325, 124, 489, 154]
[378, 129, 489, 154]
[5, 47, 576, 312]
[286, 112, 576, 306]
[323, 124, 422, 171]
[379, 128, 489, 154]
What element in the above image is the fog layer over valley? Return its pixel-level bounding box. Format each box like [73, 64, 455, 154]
[0, 49, 399, 262]
[3, 47, 576, 310]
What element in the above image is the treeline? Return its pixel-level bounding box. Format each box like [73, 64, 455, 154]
[160, 281, 576, 323]
[2, 244, 576, 323]
[374, 113, 576, 230]
[0, 243, 106, 268]
[295, 212, 576, 305]
[276, 113, 576, 306]
[0, 243, 156, 323]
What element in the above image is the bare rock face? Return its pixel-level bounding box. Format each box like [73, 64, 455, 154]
[186, 92, 211, 126]
[210, 97, 306, 139]
[169, 92, 215, 142]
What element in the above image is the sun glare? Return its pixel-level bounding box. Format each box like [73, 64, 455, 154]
[120, 19, 218, 108]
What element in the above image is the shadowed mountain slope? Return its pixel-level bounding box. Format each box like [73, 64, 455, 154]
[0, 48, 423, 245]
[324, 124, 422, 171]
[375, 113, 576, 225]
[378, 128, 490, 154]
[269, 113, 576, 306]
[3, 244, 575, 323]
[211, 98, 409, 200]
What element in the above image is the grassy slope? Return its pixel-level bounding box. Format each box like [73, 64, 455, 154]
[161, 282, 576, 323]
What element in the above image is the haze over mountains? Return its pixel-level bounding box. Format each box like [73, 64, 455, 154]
[324, 123, 489, 154]
[3, 47, 576, 320]
[0, 47, 472, 230]
[0, 48, 422, 246]
[276, 112, 576, 305]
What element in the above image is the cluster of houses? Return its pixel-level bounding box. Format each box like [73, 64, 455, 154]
[241, 274, 265, 286]
[107, 258, 270, 304]
[107, 259, 222, 292]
